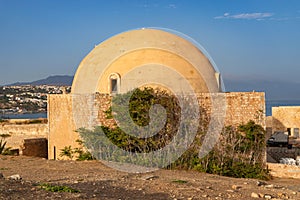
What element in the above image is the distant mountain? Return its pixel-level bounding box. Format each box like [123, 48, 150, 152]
[7, 75, 73, 86]
[223, 78, 300, 100]
[5, 75, 300, 100]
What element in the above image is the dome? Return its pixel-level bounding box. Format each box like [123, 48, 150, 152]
[71, 28, 221, 94]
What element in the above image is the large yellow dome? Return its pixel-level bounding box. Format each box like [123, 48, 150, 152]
[71, 28, 221, 94]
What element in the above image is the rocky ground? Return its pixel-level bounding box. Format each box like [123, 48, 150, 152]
[1, 155, 300, 199]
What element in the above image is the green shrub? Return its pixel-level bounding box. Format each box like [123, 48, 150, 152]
[169, 121, 270, 180]
[73, 140, 95, 161]
[0, 118, 8, 123]
[0, 134, 12, 155]
[0, 139, 7, 154]
[39, 183, 80, 193]
[172, 179, 188, 184]
[60, 145, 74, 159]
[76, 151, 94, 161]
[59, 140, 95, 161]
[104, 107, 113, 119]
[77, 87, 270, 180]
[83, 88, 180, 154]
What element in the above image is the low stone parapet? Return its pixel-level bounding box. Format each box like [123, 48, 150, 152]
[0, 122, 48, 150]
[268, 163, 300, 179]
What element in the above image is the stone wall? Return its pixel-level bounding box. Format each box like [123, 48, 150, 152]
[48, 94, 78, 160]
[268, 163, 300, 179]
[22, 138, 48, 158]
[224, 92, 265, 127]
[265, 116, 273, 139]
[197, 92, 265, 128]
[0, 123, 48, 150]
[270, 106, 300, 137]
[48, 91, 265, 160]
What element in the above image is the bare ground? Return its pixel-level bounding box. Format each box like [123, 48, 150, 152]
[1, 155, 300, 200]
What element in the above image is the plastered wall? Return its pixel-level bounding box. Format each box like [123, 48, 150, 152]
[48, 94, 79, 159]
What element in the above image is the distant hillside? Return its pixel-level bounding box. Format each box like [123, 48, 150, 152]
[5, 75, 300, 100]
[7, 75, 73, 86]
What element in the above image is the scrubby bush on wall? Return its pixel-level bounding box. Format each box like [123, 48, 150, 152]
[171, 120, 269, 180]
[77, 88, 269, 179]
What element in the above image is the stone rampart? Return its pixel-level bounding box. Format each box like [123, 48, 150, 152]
[0, 123, 48, 150]
[48, 91, 265, 160]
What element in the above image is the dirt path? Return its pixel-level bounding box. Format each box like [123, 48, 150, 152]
[1, 155, 300, 199]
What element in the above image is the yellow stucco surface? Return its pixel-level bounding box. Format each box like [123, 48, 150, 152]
[271, 106, 300, 136]
[96, 48, 209, 93]
[72, 29, 220, 94]
[48, 95, 80, 159]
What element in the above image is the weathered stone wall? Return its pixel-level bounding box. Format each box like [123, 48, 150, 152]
[224, 92, 265, 127]
[268, 163, 300, 179]
[97, 93, 115, 128]
[48, 91, 265, 160]
[22, 138, 48, 158]
[197, 92, 265, 128]
[0, 123, 48, 150]
[270, 106, 300, 136]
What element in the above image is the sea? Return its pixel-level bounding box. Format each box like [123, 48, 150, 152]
[266, 100, 300, 116]
[1, 112, 47, 119]
[1, 100, 300, 119]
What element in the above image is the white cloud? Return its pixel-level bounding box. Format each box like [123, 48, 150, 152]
[140, 3, 159, 8]
[140, 3, 177, 9]
[214, 12, 274, 20]
[167, 4, 177, 9]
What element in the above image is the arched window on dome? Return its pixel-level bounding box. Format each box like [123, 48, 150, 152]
[109, 73, 121, 94]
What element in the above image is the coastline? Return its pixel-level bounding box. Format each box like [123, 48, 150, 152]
[1, 100, 300, 119]
[0, 112, 47, 119]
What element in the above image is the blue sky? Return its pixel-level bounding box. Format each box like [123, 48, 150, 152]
[0, 0, 299, 85]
